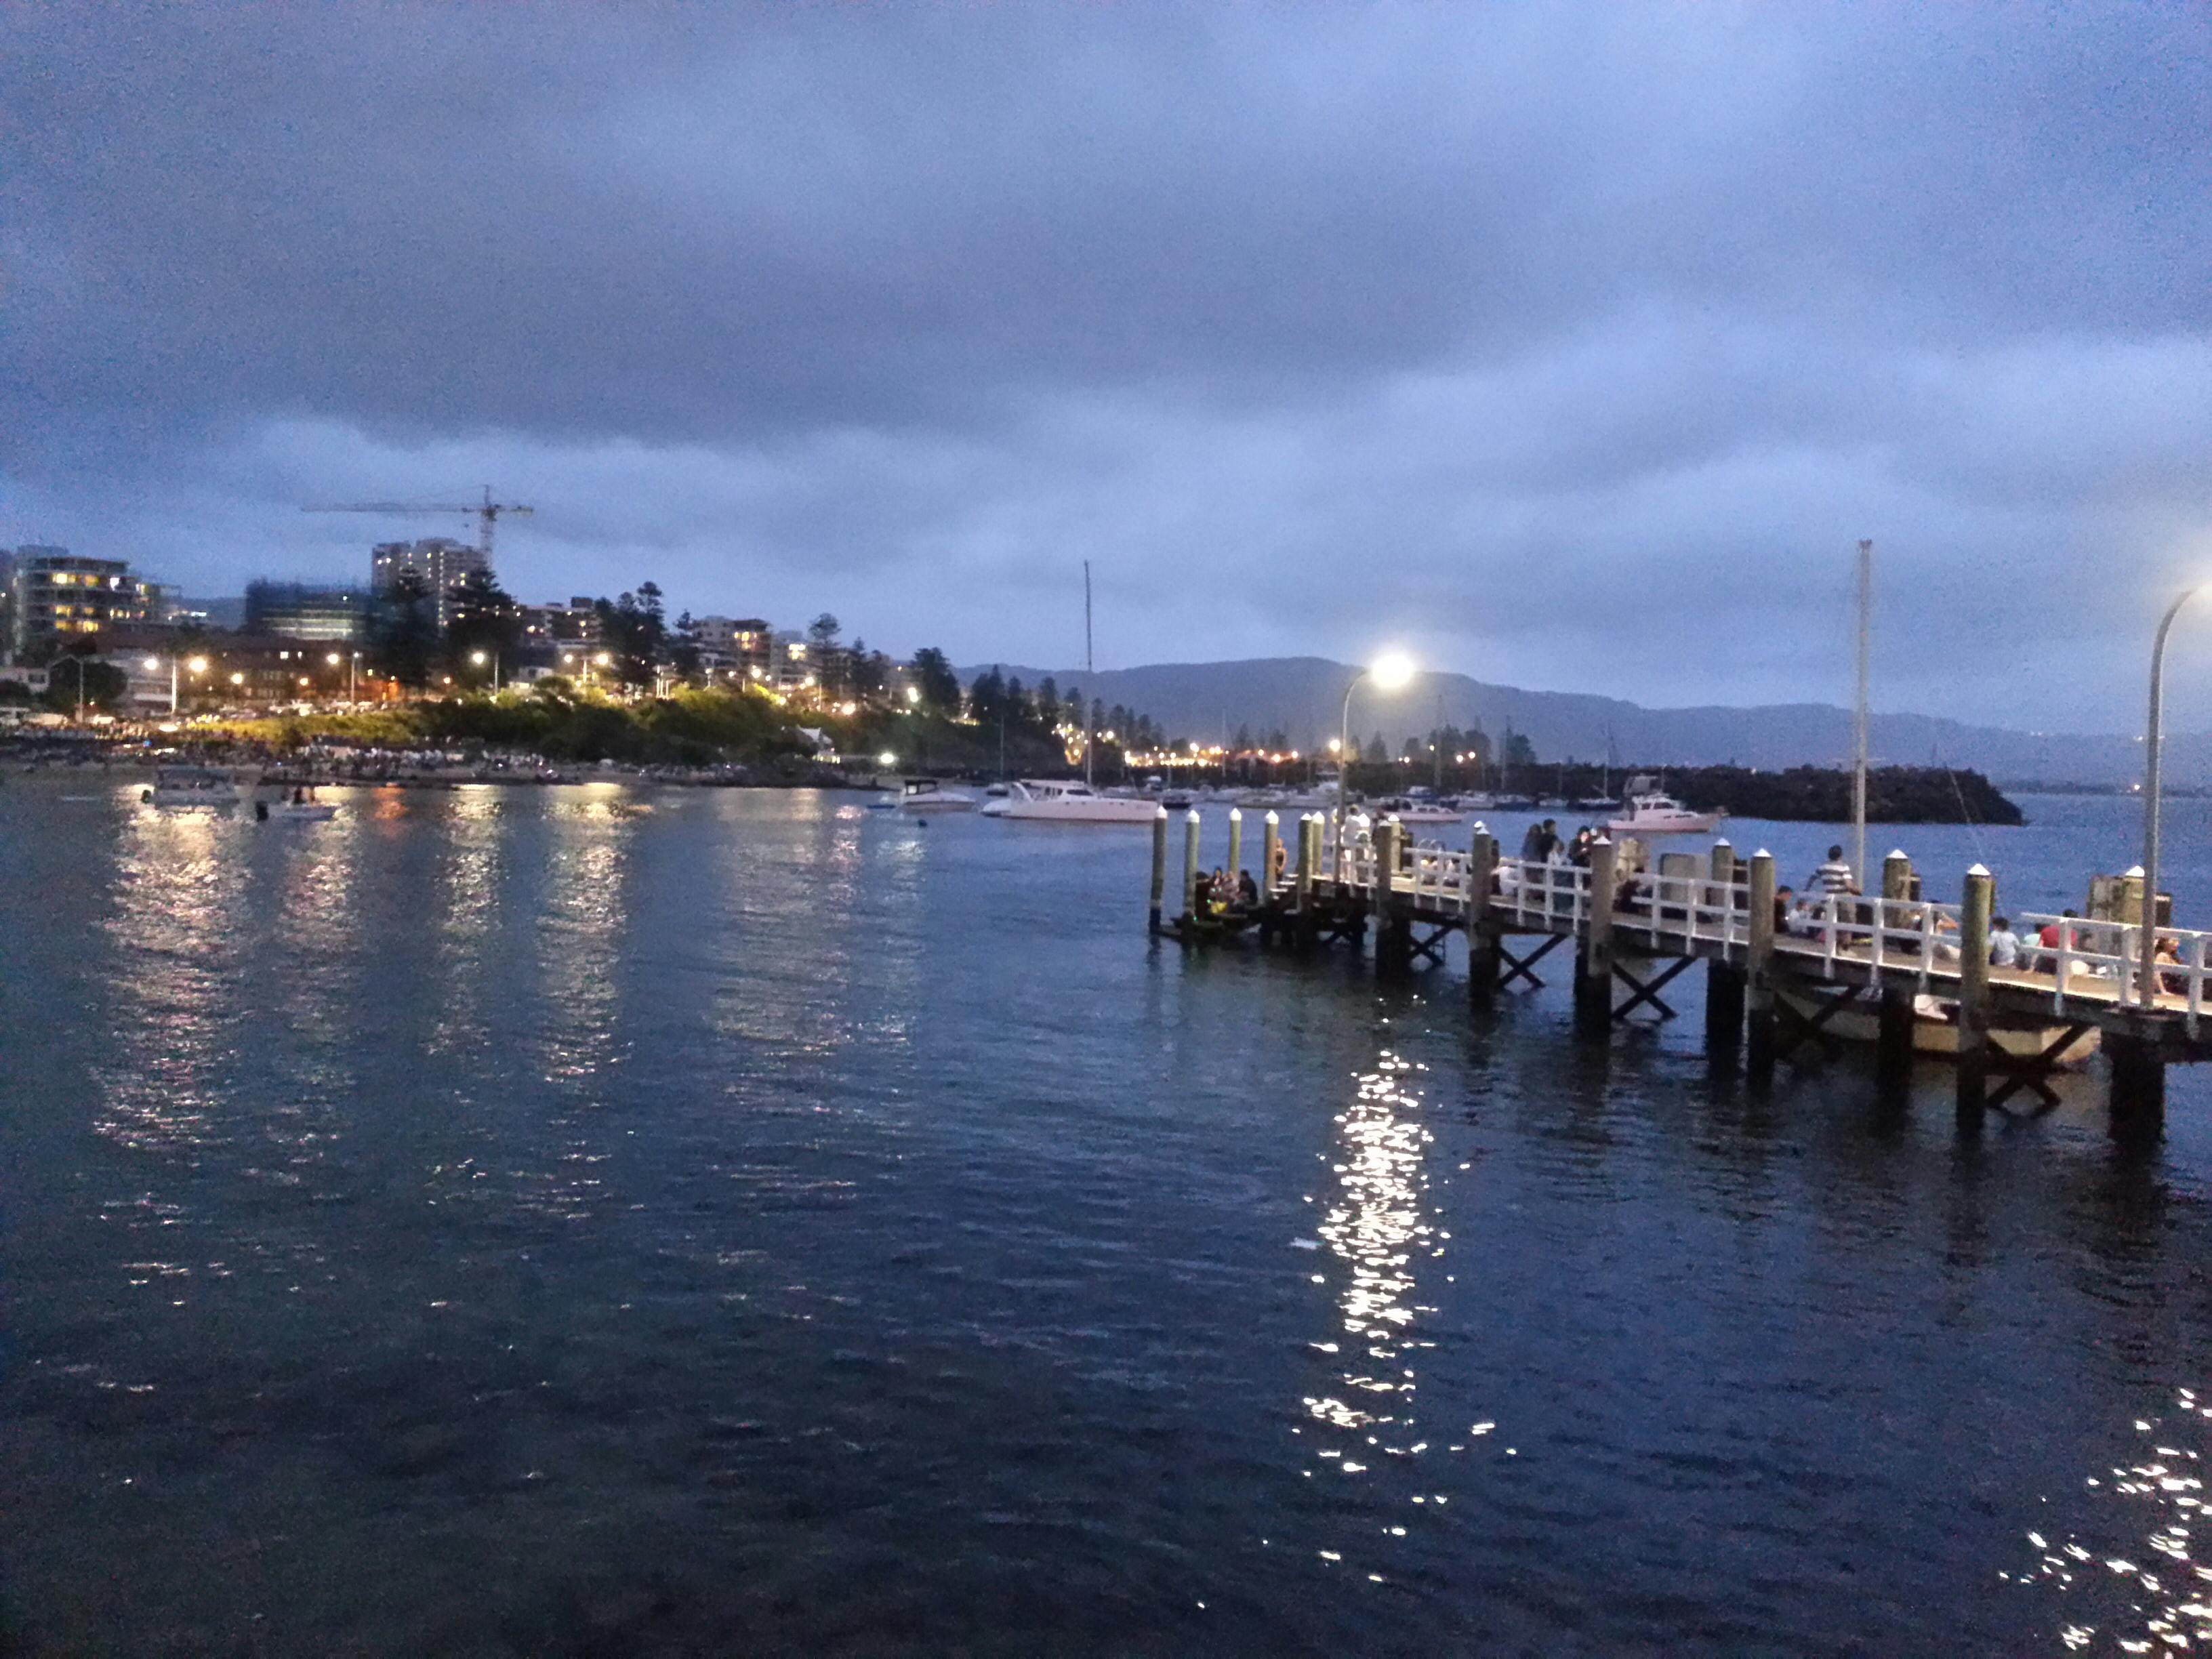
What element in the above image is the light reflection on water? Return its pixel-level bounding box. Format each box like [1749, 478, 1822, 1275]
[2015, 1389, 2212, 1653]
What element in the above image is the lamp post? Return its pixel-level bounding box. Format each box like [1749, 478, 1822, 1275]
[326, 650, 358, 705]
[143, 654, 178, 715]
[1338, 652, 1416, 819]
[470, 647, 500, 693]
[2139, 583, 2205, 1004]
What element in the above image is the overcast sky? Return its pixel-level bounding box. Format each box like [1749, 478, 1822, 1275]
[5, 3, 2208, 730]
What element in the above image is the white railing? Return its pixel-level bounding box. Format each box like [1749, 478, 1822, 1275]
[1492, 857, 1590, 930]
[1614, 870, 1748, 951]
[1771, 893, 1965, 987]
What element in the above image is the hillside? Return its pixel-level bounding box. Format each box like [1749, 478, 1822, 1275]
[967, 656, 2202, 790]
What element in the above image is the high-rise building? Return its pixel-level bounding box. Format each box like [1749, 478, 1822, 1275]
[243, 580, 369, 642]
[5, 548, 153, 657]
[369, 537, 487, 630]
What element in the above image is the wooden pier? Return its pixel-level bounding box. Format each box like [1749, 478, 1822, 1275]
[1147, 806, 2212, 1132]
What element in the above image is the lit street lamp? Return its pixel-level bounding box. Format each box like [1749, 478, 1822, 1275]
[2138, 583, 2205, 1005]
[469, 647, 501, 693]
[1338, 651, 1416, 817]
[143, 653, 180, 714]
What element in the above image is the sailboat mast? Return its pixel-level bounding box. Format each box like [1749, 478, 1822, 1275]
[1083, 560, 1095, 791]
[1852, 539, 1872, 887]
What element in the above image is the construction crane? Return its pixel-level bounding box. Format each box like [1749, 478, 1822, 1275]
[302, 486, 535, 564]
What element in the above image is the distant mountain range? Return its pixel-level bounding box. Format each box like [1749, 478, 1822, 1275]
[966, 656, 2201, 790]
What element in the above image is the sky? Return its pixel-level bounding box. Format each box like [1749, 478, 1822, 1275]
[4, 3, 2209, 733]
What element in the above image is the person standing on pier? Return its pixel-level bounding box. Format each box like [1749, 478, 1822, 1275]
[1809, 844, 1856, 896]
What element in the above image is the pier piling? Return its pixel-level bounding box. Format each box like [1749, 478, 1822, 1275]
[1226, 807, 1244, 890]
[1877, 851, 1915, 1089]
[1703, 840, 1743, 1057]
[1467, 827, 1498, 1008]
[1746, 851, 1777, 1081]
[1148, 806, 1168, 935]
[1576, 838, 1618, 1031]
[1955, 865, 1994, 1125]
[1261, 811, 1281, 903]
[1181, 809, 1202, 927]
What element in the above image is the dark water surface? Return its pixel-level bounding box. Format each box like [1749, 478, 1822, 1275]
[5, 779, 2211, 1656]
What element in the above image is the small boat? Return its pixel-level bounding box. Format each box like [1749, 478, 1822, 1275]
[1606, 790, 1721, 836]
[890, 778, 976, 813]
[981, 779, 1162, 823]
[144, 766, 243, 810]
[1776, 985, 2100, 1064]
[272, 787, 339, 821]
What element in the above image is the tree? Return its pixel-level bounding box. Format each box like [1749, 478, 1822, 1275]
[593, 590, 668, 689]
[806, 613, 842, 649]
[1034, 676, 1061, 730]
[41, 655, 127, 712]
[909, 647, 962, 714]
[370, 569, 439, 689]
[445, 569, 521, 672]
[1504, 731, 1538, 768]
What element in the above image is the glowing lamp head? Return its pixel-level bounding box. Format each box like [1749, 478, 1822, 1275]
[878, 751, 897, 766]
[187, 656, 209, 674]
[326, 652, 341, 666]
[470, 650, 487, 666]
[142, 657, 161, 672]
[1368, 651, 1416, 692]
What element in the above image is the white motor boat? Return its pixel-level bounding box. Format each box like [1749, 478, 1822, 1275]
[144, 766, 243, 810]
[980, 779, 1162, 823]
[1605, 790, 1721, 836]
[891, 778, 976, 813]
[1372, 795, 1466, 826]
[270, 787, 340, 821]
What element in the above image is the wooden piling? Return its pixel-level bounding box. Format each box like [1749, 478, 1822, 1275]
[1746, 851, 1777, 1080]
[1576, 837, 1618, 1031]
[1181, 808, 1202, 926]
[1373, 818, 1410, 977]
[1226, 807, 1244, 890]
[1956, 864, 1994, 1124]
[1294, 814, 1319, 949]
[1148, 806, 1168, 935]
[1877, 850, 1915, 1088]
[2108, 1031, 2167, 1136]
[1704, 840, 1743, 1056]
[1467, 827, 1498, 1007]
[1261, 811, 1281, 903]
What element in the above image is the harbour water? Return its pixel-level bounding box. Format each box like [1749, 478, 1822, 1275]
[3, 777, 2210, 1655]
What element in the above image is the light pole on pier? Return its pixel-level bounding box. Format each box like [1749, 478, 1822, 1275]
[1338, 651, 1416, 819]
[2139, 583, 2206, 1006]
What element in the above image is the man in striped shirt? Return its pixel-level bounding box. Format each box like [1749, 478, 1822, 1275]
[1809, 845, 1856, 896]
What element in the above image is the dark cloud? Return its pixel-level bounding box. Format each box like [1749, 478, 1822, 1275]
[3, 3, 2207, 729]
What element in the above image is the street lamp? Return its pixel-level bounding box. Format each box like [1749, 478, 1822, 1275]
[144, 653, 180, 715]
[1338, 651, 1416, 817]
[469, 647, 501, 692]
[2138, 583, 2206, 1004]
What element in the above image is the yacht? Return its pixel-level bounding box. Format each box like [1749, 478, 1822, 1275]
[980, 779, 1162, 823]
[1605, 790, 1721, 836]
[144, 766, 243, 810]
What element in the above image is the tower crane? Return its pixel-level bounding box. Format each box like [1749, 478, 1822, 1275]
[302, 486, 535, 564]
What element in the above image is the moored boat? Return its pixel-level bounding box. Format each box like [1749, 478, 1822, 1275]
[981, 779, 1161, 823]
[144, 766, 243, 810]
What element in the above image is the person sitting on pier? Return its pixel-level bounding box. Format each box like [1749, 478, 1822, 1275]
[1774, 884, 1799, 935]
[1988, 915, 2022, 969]
[1236, 869, 1260, 908]
[1809, 845, 1856, 896]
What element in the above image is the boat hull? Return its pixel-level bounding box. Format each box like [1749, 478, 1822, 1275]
[981, 799, 1160, 823]
[1775, 986, 2100, 1063]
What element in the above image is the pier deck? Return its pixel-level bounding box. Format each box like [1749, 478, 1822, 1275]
[1147, 806, 2211, 1125]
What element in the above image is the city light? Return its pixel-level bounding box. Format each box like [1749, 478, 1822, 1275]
[470, 651, 487, 665]
[878, 751, 897, 766]
[1328, 737, 1342, 754]
[326, 652, 342, 666]
[903, 685, 921, 705]
[228, 672, 244, 686]
[187, 656, 209, 674]
[594, 652, 613, 668]
[142, 656, 160, 671]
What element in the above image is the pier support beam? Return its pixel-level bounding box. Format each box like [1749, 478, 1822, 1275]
[1374, 819, 1412, 977]
[2108, 1032, 2167, 1139]
[1746, 851, 1777, 1082]
[1955, 865, 1994, 1127]
[1703, 841, 1742, 1059]
[1877, 851, 1916, 1092]
[1294, 815, 1320, 951]
[1575, 838, 1618, 1033]
[1226, 807, 1244, 892]
[1467, 827, 1499, 1008]
[1181, 808, 1202, 932]
[1148, 806, 1169, 935]
[1261, 812, 1282, 904]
